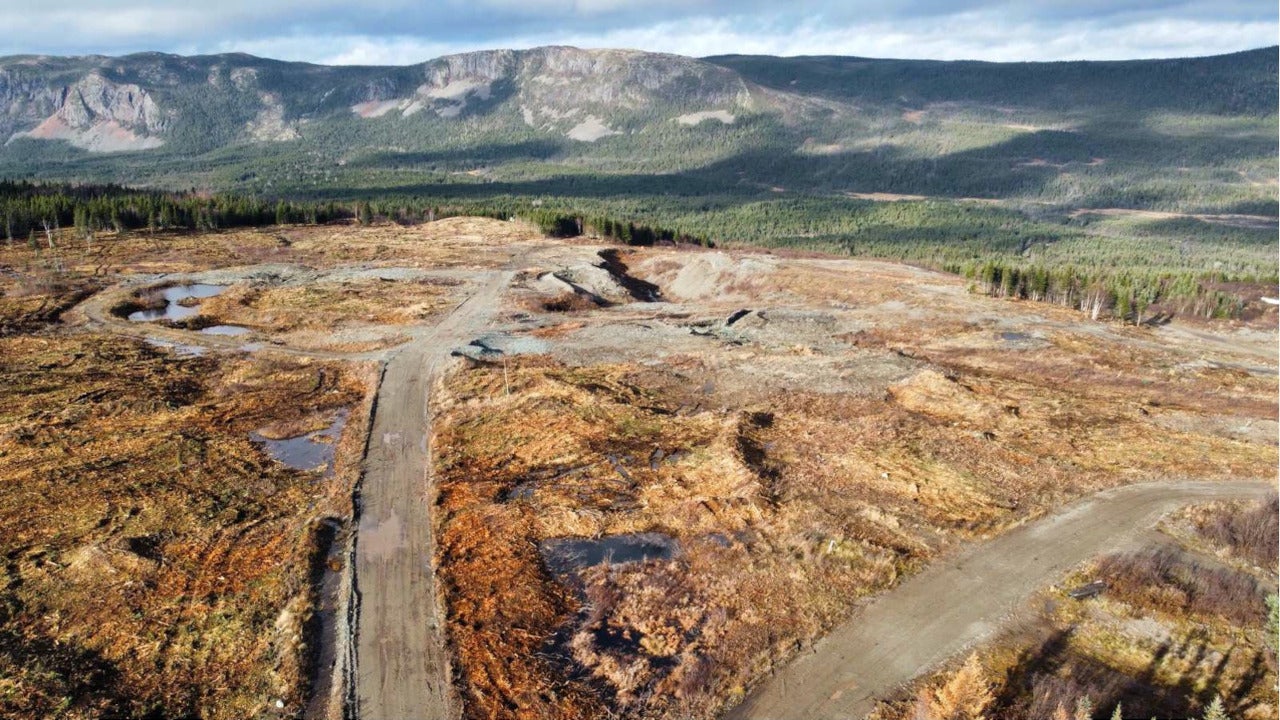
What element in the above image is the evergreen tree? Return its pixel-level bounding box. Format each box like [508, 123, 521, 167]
[1202, 696, 1229, 720]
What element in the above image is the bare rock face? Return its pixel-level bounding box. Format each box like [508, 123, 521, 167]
[59, 73, 165, 133]
[8, 72, 167, 152]
[345, 46, 761, 136]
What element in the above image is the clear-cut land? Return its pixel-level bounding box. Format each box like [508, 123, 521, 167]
[0, 218, 1274, 720]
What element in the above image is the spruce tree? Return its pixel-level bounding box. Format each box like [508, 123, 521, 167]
[1202, 696, 1228, 720]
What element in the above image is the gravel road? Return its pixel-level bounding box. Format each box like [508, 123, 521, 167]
[726, 479, 1275, 720]
[348, 269, 515, 720]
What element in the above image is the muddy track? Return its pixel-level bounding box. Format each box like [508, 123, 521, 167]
[347, 269, 515, 720]
[73, 265, 519, 719]
[726, 479, 1275, 720]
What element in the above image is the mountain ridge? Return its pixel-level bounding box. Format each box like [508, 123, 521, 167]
[0, 45, 1273, 216]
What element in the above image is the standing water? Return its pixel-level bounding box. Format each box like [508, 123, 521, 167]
[251, 410, 348, 475]
[127, 284, 226, 322]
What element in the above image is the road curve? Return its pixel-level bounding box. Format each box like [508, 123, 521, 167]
[75, 282, 390, 361]
[348, 269, 515, 720]
[726, 479, 1275, 720]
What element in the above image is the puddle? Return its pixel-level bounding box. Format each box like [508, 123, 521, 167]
[504, 482, 537, 501]
[128, 284, 226, 322]
[540, 532, 679, 583]
[200, 325, 251, 336]
[998, 331, 1050, 349]
[251, 410, 347, 475]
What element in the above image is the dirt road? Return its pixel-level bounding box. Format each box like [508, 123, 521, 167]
[347, 269, 515, 720]
[75, 281, 388, 361]
[726, 480, 1275, 720]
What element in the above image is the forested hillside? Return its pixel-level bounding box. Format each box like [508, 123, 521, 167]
[0, 46, 1273, 214]
[0, 46, 1274, 323]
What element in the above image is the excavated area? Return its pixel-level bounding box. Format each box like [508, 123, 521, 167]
[0, 224, 1274, 720]
[433, 245, 1278, 720]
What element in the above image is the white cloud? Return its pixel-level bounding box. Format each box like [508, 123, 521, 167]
[0, 1, 1273, 62]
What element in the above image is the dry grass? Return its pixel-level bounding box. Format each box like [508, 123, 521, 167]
[0, 332, 371, 719]
[536, 291, 605, 313]
[0, 217, 545, 279]
[872, 549, 1277, 720]
[432, 349, 1276, 720]
[198, 279, 456, 331]
[1095, 547, 1266, 626]
[1191, 496, 1280, 569]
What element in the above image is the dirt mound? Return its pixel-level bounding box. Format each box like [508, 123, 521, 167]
[636, 252, 777, 302]
[540, 264, 631, 304]
[887, 369, 1004, 428]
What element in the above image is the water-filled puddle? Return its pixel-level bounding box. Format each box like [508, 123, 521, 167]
[540, 532, 679, 583]
[128, 284, 226, 322]
[201, 325, 251, 336]
[251, 410, 347, 475]
[999, 331, 1032, 342]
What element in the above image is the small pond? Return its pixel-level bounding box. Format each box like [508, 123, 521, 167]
[251, 410, 347, 475]
[201, 325, 251, 336]
[128, 284, 226, 322]
[540, 532, 679, 584]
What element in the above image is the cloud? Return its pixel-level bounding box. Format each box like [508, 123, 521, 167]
[0, 0, 1273, 62]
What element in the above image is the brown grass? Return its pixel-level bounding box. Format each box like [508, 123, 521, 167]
[537, 291, 605, 313]
[1191, 495, 1280, 568]
[198, 278, 456, 331]
[0, 217, 544, 279]
[432, 349, 1276, 720]
[873, 546, 1277, 720]
[0, 332, 371, 719]
[1095, 547, 1266, 626]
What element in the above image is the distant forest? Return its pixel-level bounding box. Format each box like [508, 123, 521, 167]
[1, 181, 1273, 323]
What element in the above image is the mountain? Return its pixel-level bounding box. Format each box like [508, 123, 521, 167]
[0, 47, 775, 153]
[0, 46, 1274, 215]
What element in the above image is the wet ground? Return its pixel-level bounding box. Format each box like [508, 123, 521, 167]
[252, 410, 348, 475]
[127, 283, 226, 321]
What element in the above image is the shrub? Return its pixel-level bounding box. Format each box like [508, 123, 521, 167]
[1195, 495, 1279, 568]
[1095, 548, 1264, 626]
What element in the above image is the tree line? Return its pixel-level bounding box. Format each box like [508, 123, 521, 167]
[1, 180, 1269, 321]
[949, 259, 1263, 323]
[0, 181, 713, 251]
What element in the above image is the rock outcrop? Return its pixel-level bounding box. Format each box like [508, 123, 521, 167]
[7, 71, 167, 152]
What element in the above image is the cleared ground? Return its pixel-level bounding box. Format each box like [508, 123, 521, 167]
[428, 242, 1277, 720]
[0, 219, 1274, 719]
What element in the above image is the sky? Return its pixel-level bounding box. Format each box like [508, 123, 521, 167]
[0, 0, 1274, 64]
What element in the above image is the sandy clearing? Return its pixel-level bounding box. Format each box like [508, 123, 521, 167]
[567, 115, 622, 142]
[677, 110, 736, 126]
